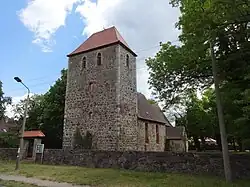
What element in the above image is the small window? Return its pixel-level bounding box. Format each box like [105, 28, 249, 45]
[89, 82, 94, 91]
[97, 53, 102, 66]
[126, 54, 129, 67]
[82, 57, 86, 69]
[156, 125, 159, 144]
[89, 112, 93, 119]
[145, 123, 149, 143]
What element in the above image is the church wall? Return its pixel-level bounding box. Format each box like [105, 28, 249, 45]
[167, 139, 187, 152]
[117, 45, 138, 151]
[137, 119, 166, 152]
[63, 45, 121, 150]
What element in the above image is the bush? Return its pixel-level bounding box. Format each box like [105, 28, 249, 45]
[243, 139, 250, 150]
[73, 128, 93, 149]
[0, 132, 18, 148]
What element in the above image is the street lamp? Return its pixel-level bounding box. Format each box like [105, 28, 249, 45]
[14, 77, 30, 170]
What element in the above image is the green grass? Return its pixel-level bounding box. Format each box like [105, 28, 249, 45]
[0, 179, 37, 187]
[0, 161, 250, 187]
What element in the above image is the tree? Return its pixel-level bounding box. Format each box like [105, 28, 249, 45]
[0, 132, 19, 148]
[0, 81, 11, 120]
[13, 69, 67, 149]
[73, 127, 85, 149]
[175, 89, 217, 151]
[39, 69, 67, 148]
[146, 0, 250, 151]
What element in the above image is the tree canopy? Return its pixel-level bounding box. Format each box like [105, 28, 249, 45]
[0, 81, 11, 120]
[13, 69, 67, 149]
[146, 0, 250, 150]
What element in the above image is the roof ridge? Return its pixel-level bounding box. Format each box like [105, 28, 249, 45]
[91, 26, 116, 37]
[68, 26, 136, 57]
[113, 27, 130, 47]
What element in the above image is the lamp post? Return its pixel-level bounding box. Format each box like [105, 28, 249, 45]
[14, 77, 30, 170]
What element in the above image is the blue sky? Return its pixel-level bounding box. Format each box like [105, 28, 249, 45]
[0, 0, 89, 98]
[1, 0, 180, 107]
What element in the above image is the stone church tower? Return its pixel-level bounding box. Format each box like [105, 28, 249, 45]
[63, 26, 138, 151]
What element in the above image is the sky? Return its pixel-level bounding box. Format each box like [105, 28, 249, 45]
[1, 0, 180, 117]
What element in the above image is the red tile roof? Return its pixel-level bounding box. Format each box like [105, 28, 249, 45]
[23, 130, 45, 138]
[68, 26, 136, 57]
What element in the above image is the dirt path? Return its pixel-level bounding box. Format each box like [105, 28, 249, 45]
[0, 174, 89, 187]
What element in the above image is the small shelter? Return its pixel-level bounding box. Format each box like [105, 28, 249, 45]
[22, 130, 45, 160]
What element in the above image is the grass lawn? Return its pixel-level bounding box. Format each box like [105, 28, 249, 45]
[0, 179, 37, 187]
[0, 161, 250, 187]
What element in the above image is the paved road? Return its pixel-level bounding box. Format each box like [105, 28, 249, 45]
[0, 174, 89, 187]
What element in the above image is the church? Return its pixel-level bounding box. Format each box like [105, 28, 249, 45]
[63, 26, 187, 152]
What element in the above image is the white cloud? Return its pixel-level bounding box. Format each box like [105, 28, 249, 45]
[17, 0, 180, 121]
[5, 93, 34, 119]
[76, 0, 180, 98]
[18, 0, 82, 52]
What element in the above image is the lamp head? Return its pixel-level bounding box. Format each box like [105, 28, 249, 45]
[14, 77, 22, 83]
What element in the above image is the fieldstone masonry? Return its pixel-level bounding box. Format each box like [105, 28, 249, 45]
[63, 27, 174, 152]
[37, 149, 250, 179]
[137, 120, 166, 151]
[63, 44, 138, 151]
[1, 149, 250, 179]
[0, 148, 17, 160]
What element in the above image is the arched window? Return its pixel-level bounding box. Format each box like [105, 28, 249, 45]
[126, 54, 129, 67]
[145, 123, 149, 143]
[89, 112, 93, 119]
[82, 56, 86, 69]
[97, 53, 102, 66]
[89, 82, 94, 91]
[156, 125, 159, 144]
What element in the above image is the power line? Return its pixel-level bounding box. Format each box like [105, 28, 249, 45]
[25, 74, 61, 83]
[7, 40, 180, 94]
[22, 40, 180, 83]
[135, 39, 179, 53]
[8, 80, 56, 93]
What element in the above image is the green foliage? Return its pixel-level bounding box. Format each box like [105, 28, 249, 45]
[38, 69, 67, 149]
[0, 132, 18, 148]
[1, 162, 250, 187]
[73, 128, 93, 149]
[84, 131, 93, 149]
[0, 81, 11, 120]
[147, 99, 157, 105]
[13, 69, 67, 149]
[73, 127, 84, 149]
[175, 89, 218, 150]
[147, 0, 250, 151]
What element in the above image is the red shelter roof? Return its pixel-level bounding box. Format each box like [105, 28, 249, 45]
[67, 26, 136, 57]
[23, 130, 45, 138]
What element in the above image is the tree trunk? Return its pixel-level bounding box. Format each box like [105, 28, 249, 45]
[210, 38, 232, 182]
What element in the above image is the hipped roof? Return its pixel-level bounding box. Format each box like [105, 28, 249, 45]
[68, 26, 136, 57]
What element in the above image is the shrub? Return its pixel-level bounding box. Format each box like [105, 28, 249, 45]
[73, 128, 93, 149]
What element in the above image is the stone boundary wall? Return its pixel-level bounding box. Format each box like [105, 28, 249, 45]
[1, 148, 250, 179]
[0, 148, 17, 160]
[41, 149, 250, 179]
